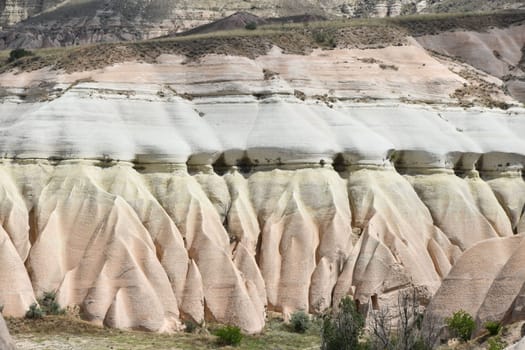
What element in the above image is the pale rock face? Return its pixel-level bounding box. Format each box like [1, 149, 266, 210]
[0, 159, 523, 331]
[488, 175, 525, 234]
[416, 24, 525, 103]
[0, 45, 524, 332]
[506, 336, 525, 350]
[247, 168, 353, 315]
[0, 313, 15, 350]
[333, 167, 458, 308]
[145, 169, 265, 332]
[27, 163, 181, 331]
[408, 172, 512, 250]
[427, 235, 525, 332]
[417, 25, 525, 78]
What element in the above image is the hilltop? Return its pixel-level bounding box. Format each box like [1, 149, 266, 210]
[1, 0, 524, 48]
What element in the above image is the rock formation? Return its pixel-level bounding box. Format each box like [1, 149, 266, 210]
[0, 13, 524, 334]
[506, 336, 525, 350]
[416, 23, 525, 103]
[426, 234, 525, 333]
[1, 0, 524, 48]
[0, 313, 15, 350]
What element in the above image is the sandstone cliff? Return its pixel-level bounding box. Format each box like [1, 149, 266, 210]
[427, 234, 525, 333]
[0, 18, 524, 332]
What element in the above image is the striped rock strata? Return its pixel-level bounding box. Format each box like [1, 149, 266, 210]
[0, 41, 524, 333]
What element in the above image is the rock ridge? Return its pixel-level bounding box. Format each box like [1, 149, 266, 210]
[0, 25, 524, 333]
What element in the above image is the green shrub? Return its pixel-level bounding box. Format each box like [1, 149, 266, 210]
[245, 22, 257, 30]
[445, 310, 475, 342]
[485, 321, 501, 336]
[25, 303, 44, 319]
[487, 336, 506, 350]
[214, 325, 243, 346]
[38, 291, 65, 315]
[312, 29, 336, 47]
[289, 310, 311, 333]
[321, 296, 364, 350]
[8, 48, 34, 63]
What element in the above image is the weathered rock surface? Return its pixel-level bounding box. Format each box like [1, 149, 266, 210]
[0, 313, 15, 350]
[0, 36, 524, 332]
[416, 24, 525, 103]
[426, 234, 525, 332]
[0, 0, 396, 29]
[506, 336, 525, 350]
[1, 0, 524, 48]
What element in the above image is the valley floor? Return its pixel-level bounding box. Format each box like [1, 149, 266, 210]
[8, 315, 525, 350]
[7, 316, 321, 350]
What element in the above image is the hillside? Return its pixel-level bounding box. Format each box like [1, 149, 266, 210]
[2, 11, 524, 104]
[1, 0, 525, 49]
[0, 6, 525, 350]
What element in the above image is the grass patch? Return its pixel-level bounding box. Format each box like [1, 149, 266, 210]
[7, 315, 321, 350]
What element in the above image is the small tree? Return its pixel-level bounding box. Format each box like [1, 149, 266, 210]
[8, 48, 33, 63]
[321, 296, 364, 350]
[369, 290, 435, 350]
[445, 310, 475, 342]
[290, 310, 311, 333]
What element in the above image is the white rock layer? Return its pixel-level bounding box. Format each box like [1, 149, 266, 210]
[0, 46, 524, 332]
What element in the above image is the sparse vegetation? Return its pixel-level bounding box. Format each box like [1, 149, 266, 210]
[487, 336, 507, 350]
[7, 306, 523, 350]
[379, 63, 399, 70]
[358, 57, 382, 64]
[214, 325, 243, 346]
[8, 314, 320, 349]
[367, 291, 440, 350]
[24, 292, 65, 320]
[429, 0, 525, 14]
[445, 310, 475, 342]
[320, 296, 364, 350]
[450, 68, 513, 109]
[289, 310, 311, 333]
[485, 321, 502, 336]
[0, 11, 523, 75]
[312, 28, 336, 47]
[37, 291, 65, 316]
[25, 303, 44, 319]
[7, 48, 34, 63]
